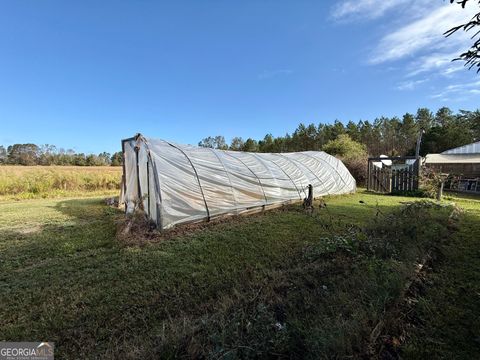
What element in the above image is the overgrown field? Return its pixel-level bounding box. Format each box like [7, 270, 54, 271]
[0, 165, 121, 200]
[0, 190, 478, 358]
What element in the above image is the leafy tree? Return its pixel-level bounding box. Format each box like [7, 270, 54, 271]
[198, 135, 227, 149]
[415, 108, 435, 131]
[74, 154, 87, 166]
[86, 154, 98, 166]
[0, 146, 7, 164]
[0, 142, 123, 166]
[242, 138, 259, 152]
[297, 123, 319, 150]
[322, 134, 367, 159]
[331, 120, 346, 140]
[399, 113, 419, 155]
[198, 136, 215, 148]
[214, 136, 228, 150]
[445, 0, 480, 72]
[229, 137, 244, 151]
[38, 144, 57, 165]
[421, 107, 475, 155]
[458, 109, 480, 140]
[7, 144, 39, 165]
[345, 121, 360, 141]
[111, 152, 123, 166]
[435, 107, 455, 127]
[98, 152, 111, 166]
[198, 106, 478, 158]
[272, 136, 287, 152]
[322, 134, 368, 185]
[258, 134, 275, 152]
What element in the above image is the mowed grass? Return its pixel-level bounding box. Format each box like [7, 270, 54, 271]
[0, 190, 478, 358]
[0, 165, 121, 200]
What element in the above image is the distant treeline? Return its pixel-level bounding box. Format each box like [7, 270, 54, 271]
[2, 107, 479, 166]
[199, 107, 480, 156]
[0, 144, 123, 166]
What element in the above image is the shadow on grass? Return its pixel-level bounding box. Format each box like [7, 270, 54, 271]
[1, 193, 459, 359]
[0, 198, 120, 272]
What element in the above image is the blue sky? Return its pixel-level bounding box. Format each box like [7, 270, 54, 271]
[1, 0, 479, 154]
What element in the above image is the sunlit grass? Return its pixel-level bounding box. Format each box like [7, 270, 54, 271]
[0, 166, 121, 200]
[0, 190, 478, 358]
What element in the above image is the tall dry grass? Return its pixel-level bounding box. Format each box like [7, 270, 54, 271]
[0, 166, 122, 199]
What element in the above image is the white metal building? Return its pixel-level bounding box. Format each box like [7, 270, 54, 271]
[425, 141, 480, 193]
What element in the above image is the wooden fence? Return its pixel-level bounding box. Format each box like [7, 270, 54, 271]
[367, 157, 420, 194]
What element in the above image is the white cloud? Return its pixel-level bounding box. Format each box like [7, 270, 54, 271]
[396, 79, 427, 91]
[333, 0, 479, 100]
[430, 79, 480, 101]
[331, 0, 410, 21]
[407, 51, 466, 77]
[369, 3, 476, 65]
[257, 69, 293, 80]
[331, 0, 435, 21]
[332, 0, 478, 73]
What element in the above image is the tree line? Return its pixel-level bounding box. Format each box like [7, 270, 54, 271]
[1, 107, 478, 166]
[199, 107, 480, 156]
[0, 144, 123, 166]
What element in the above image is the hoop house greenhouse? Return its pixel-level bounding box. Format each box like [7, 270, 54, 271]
[121, 134, 356, 230]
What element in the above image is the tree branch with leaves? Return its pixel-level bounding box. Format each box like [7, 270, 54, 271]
[445, 0, 480, 72]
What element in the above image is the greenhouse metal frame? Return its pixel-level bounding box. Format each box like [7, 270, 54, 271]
[121, 134, 356, 230]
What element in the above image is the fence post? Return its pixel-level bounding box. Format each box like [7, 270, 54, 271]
[437, 179, 444, 201]
[367, 160, 371, 191]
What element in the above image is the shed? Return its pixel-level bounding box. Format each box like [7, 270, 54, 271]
[425, 141, 480, 177]
[425, 141, 480, 193]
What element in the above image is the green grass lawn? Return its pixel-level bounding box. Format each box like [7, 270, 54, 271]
[0, 190, 478, 359]
[401, 193, 480, 359]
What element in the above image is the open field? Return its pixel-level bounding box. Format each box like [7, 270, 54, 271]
[0, 165, 121, 200]
[0, 190, 479, 358]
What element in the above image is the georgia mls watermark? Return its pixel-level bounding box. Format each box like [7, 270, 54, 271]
[0, 342, 54, 360]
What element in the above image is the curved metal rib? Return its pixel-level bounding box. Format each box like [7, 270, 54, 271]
[283, 154, 326, 194]
[163, 141, 211, 220]
[274, 153, 309, 198]
[301, 152, 348, 192]
[208, 148, 239, 213]
[223, 151, 268, 205]
[254, 153, 302, 200]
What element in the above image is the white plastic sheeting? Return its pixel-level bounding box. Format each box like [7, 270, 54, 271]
[121, 134, 356, 230]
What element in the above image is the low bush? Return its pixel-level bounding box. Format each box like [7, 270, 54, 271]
[341, 156, 367, 186]
[419, 166, 443, 199]
[322, 134, 368, 186]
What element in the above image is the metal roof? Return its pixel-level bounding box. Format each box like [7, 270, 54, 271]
[441, 141, 480, 155]
[425, 153, 480, 164]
